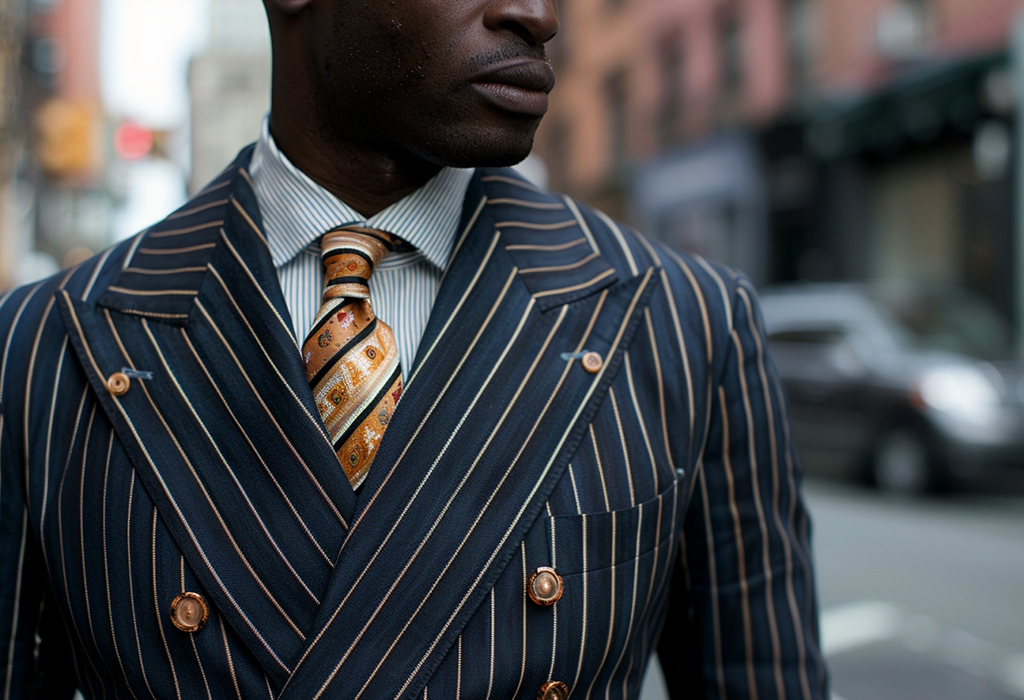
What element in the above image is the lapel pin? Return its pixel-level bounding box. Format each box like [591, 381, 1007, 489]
[106, 368, 153, 396]
[560, 351, 604, 374]
[121, 368, 154, 380]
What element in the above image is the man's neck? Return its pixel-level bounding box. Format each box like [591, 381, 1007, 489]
[268, 114, 442, 219]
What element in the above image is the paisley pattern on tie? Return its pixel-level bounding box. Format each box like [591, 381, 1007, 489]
[303, 226, 403, 490]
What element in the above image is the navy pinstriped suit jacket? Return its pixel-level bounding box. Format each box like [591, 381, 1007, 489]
[0, 147, 827, 700]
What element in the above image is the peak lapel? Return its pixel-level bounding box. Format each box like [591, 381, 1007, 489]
[282, 169, 659, 700]
[56, 149, 356, 683]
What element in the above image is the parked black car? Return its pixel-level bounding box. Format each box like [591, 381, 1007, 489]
[759, 283, 1024, 495]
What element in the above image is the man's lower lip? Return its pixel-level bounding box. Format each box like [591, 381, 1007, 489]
[472, 83, 549, 117]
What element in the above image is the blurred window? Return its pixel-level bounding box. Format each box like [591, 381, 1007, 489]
[787, 0, 813, 98]
[657, 37, 685, 147]
[605, 69, 628, 169]
[31, 38, 63, 78]
[876, 0, 931, 60]
[767, 325, 866, 381]
[721, 16, 743, 94]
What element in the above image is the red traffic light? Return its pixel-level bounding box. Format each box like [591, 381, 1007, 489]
[114, 121, 153, 160]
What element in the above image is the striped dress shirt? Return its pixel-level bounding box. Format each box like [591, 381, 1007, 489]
[248, 119, 475, 380]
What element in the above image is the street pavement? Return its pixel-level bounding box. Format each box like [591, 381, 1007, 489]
[809, 477, 1024, 700]
[641, 475, 1024, 700]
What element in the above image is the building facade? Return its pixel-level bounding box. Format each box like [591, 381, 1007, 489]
[540, 0, 791, 205]
[536, 0, 1024, 345]
[537, 0, 795, 284]
[769, 0, 1023, 343]
[189, 0, 270, 193]
[12, 0, 108, 286]
[0, 0, 26, 289]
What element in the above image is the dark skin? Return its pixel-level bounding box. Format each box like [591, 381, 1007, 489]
[263, 0, 559, 217]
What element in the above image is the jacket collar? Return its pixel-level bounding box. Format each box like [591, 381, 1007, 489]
[92, 156, 621, 331]
[248, 124, 475, 272]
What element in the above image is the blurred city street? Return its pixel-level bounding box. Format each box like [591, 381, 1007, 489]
[637, 474, 1024, 700]
[810, 477, 1024, 700]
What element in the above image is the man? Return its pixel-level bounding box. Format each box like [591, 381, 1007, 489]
[0, 0, 828, 697]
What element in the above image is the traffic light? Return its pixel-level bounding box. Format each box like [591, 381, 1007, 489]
[35, 99, 97, 177]
[113, 121, 153, 160]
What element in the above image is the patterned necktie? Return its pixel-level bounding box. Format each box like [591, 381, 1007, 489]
[303, 225, 403, 490]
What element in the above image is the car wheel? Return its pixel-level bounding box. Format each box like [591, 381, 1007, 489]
[873, 427, 932, 496]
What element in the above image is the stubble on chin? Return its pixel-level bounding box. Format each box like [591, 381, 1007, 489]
[317, 17, 544, 169]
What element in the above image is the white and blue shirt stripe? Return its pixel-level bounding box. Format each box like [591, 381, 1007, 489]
[249, 119, 475, 381]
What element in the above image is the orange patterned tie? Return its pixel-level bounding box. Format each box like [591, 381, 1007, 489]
[303, 226, 403, 490]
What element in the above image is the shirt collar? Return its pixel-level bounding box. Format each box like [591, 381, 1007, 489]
[249, 118, 474, 271]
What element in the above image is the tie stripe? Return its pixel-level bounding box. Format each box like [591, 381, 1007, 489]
[303, 226, 403, 490]
[306, 315, 379, 390]
[331, 364, 403, 451]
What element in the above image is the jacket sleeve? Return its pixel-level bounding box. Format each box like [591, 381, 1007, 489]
[0, 309, 78, 699]
[659, 275, 828, 700]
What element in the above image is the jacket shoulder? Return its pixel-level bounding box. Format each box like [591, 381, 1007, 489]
[478, 167, 747, 333]
[0, 148, 256, 472]
[0, 236, 137, 408]
[0, 144, 255, 328]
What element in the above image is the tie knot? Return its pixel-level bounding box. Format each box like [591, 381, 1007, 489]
[321, 226, 398, 301]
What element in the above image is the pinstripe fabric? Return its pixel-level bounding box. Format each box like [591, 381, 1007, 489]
[0, 147, 827, 700]
[249, 120, 474, 380]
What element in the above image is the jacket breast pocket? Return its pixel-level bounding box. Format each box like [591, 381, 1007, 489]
[525, 479, 684, 700]
[422, 480, 686, 700]
[546, 477, 682, 576]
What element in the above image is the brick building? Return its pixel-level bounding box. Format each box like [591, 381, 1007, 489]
[536, 0, 1024, 339]
[189, 0, 270, 193]
[539, 0, 792, 209]
[0, 0, 26, 289]
[536, 0, 800, 283]
[20, 0, 109, 280]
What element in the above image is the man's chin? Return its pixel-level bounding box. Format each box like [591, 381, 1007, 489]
[414, 122, 539, 170]
[453, 147, 533, 169]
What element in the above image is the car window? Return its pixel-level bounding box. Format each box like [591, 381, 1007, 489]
[768, 328, 847, 345]
[872, 288, 1013, 362]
